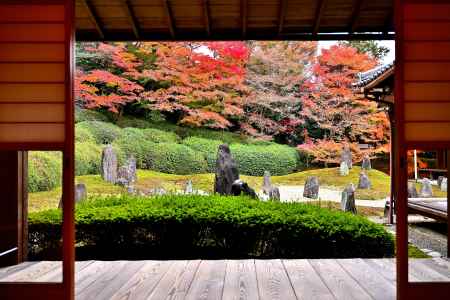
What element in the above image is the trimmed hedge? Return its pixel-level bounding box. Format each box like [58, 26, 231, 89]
[28, 195, 395, 260]
[142, 128, 179, 143]
[230, 144, 299, 176]
[75, 126, 96, 143]
[182, 137, 222, 172]
[112, 129, 153, 169]
[28, 152, 62, 193]
[76, 121, 122, 144]
[75, 108, 110, 123]
[75, 142, 102, 176]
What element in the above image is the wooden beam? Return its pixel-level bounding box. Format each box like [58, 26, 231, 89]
[241, 0, 248, 38]
[278, 0, 287, 35]
[349, 0, 365, 33]
[313, 0, 327, 35]
[203, 0, 211, 37]
[163, 0, 176, 39]
[80, 0, 105, 40]
[121, 0, 140, 39]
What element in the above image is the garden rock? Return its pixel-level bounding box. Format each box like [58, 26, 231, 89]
[58, 183, 87, 209]
[419, 178, 433, 197]
[357, 172, 371, 189]
[101, 145, 117, 184]
[148, 187, 167, 196]
[341, 183, 357, 214]
[440, 177, 447, 192]
[437, 176, 445, 187]
[361, 154, 371, 170]
[214, 144, 239, 195]
[262, 171, 272, 194]
[408, 182, 419, 198]
[231, 179, 257, 199]
[339, 161, 349, 176]
[185, 180, 194, 194]
[268, 187, 281, 201]
[303, 176, 319, 199]
[341, 145, 352, 169]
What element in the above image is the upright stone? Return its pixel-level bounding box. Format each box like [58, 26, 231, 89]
[419, 178, 433, 197]
[357, 172, 371, 189]
[341, 145, 352, 169]
[101, 145, 117, 184]
[361, 154, 371, 170]
[214, 144, 239, 195]
[341, 183, 357, 214]
[269, 187, 281, 201]
[303, 176, 319, 199]
[262, 171, 272, 194]
[116, 155, 137, 187]
[59, 183, 87, 209]
[441, 177, 448, 192]
[231, 179, 258, 199]
[339, 161, 349, 176]
[437, 176, 445, 187]
[185, 180, 194, 194]
[407, 182, 419, 198]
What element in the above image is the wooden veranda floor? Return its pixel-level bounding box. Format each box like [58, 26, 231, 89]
[1, 259, 450, 299]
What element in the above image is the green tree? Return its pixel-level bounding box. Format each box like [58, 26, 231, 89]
[338, 41, 390, 60]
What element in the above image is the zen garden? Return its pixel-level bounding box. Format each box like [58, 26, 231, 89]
[27, 41, 447, 261]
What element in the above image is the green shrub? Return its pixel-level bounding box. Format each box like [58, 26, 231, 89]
[230, 143, 299, 176]
[113, 129, 153, 169]
[28, 152, 62, 192]
[75, 142, 102, 176]
[142, 128, 179, 143]
[115, 116, 153, 129]
[182, 137, 222, 172]
[75, 108, 109, 123]
[146, 143, 207, 174]
[76, 121, 122, 144]
[75, 126, 96, 143]
[28, 195, 395, 260]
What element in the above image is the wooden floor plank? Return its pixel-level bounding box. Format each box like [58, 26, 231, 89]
[309, 259, 372, 300]
[414, 258, 450, 278]
[0, 261, 59, 282]
[78, 260, 145, 300]
[409, 259, 450, 282]
[254, 259, 296, 300]
[185, 260, 227, 300]
[36, 260, 94, 283]
[148, 260, 201, 300]
[110, 260, 173, 300]
[337, 258, 395, 300]
[222, 259, 258, 300]
[0, 262, 38, 280]
[75, 261, 120, 296]
[283, 259, 333, 300]
[363, 259, 398, 282]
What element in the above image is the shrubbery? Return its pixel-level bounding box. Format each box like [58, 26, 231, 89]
[142, 128, 179, 143]
[182, 137, 222, 172]
[28, 152, 62, 192]
[75, 108, 109, 123]
[28, 195, 395, 260]
[113, 128, 153, 169]
[76, 121, 122, 144]
[75, 142, 102, 176]
[75, 126, 96, 143]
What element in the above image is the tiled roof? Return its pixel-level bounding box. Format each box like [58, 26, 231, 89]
[353, 61, 395, 88]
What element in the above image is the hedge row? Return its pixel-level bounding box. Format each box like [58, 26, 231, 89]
[28, 195, 395, 260]
[28, 152, 62, 193]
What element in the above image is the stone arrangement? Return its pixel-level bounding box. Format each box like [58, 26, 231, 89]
[116, 155, 137, 194]
[357, 171, 371, 189]
[185, 180, 194, 194]
[214, 144, 239, 195]
[419, 178, 433, 197]
[59, 183, 87, 209]
[340, 145, 352, 169]
[339, 161, 349, 176]
[361, 154, 371, 170]
[441, 177, 447, 192]
[101, 145, 118, 184]
[407, 181, 419, 198]
[231, 179, 258, 199]
[341, 183, 357, 214]
[303, 176, 319, 199]
[261, 171, 280, 201]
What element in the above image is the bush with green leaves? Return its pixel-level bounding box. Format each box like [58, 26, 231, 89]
[113, 128, 154, 169]
[76, 121, 122, 144]
[115, 116, 153, 129]
[28, 195, 395, 260]
[182, 137, 222, 172]
[230, 143, 300, 176]
[28, 152, 62, 193]
[142, 128, 179, 143]
[75, 108, 109, 123]
[75, 142, 102, 176]
[75, 126, 96, 143]
[146, 143, 207, 174]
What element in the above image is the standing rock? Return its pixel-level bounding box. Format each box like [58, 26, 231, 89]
[341, 183, 357, 214]
[341, 145, 353, 169]
[303, 176, 319, 199]
[185, 180, 194, 194]
[437, 176, 445, 187]
[269, 187, 281, 201]
[441, 177, 447, 192]
[407, 182, 419, 198]
[101, 145, 117, 184]
[59, 183, 87, 209]
[357, 172, 371, 189]
[231, 179, 258, 199]
[419, 178, 433, 197]
[361, 154, 371, 170]
[339, 161, 349, 176]
[262, 171, 272, 194]
[214, 144, 239, 195]
[116, 156, 137, 189]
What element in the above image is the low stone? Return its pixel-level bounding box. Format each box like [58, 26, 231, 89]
[148, 187, 167, 196]
[341, 145, 352, 169]
[407, 182, 419, 198]
[339, 161, 349, 176]
[361, 154, 371, 170]
[185, 180, 194, 194]
[357, 172, 371, 189]
[101, 145, 117, 183]
[269, 187, 281, 201]
[59, 183, 87, 209]
[419, 178, 433, 197]
[231, 179, 258, 199]
[303, 176, 319, 199]
[440, 177, 447, 192]
[341, 183, 357, 214]
[214, 144, 239, 195]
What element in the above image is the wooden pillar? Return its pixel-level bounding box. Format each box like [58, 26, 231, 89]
[388, 105, 395, 224]
[0, 151, 27, 267]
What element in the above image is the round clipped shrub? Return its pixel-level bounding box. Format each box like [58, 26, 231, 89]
[230, 143, 299, 176]
[113, 129, 154, 169]
[75, 126, 96, 143]
[76, 121, 122, 144]
[142, 128, 179, 143]
[75, 142, 102, 176]
[28, 152, 62, 192]
[146, 143, 207, 174]
[182, 137, 222, 172]
[75, 107, 109, 123]
[115, 116, 152, 129]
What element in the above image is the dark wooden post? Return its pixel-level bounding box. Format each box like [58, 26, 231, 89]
[447, 150, 450, 258]
[0, 151, 27, 267]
